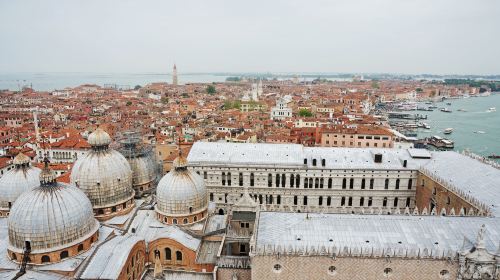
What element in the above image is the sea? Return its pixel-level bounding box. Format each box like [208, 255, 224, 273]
[0, 73, 499, 159]
[414, 94, 500, 159]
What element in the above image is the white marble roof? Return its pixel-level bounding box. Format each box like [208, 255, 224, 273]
[187, 142, 429, 169]
[0, 270, 70, 280]
[80, 234, 144, 279]
[128, 210, 201, 251]
[422, 151, 500, 216]
[254, 212, 500, 258]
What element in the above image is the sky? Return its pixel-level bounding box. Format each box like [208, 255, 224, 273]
[0, 0, 499, 75]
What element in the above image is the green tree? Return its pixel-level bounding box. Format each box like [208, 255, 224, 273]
[161, 96, 169, 104]
[126, 101, 132, 106]
[181, 92, 189, 98]
[371, 81, 380, 89]
[416, 88, 423, 92]
[206, 85, 216, 95]
[298, 109, 313, 117]
[134, 85, 141, 90]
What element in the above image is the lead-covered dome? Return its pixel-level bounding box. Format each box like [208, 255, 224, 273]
[0, 153, 41, 215]
[156, 153, 207, 223]
[71, 128, 134, 219]
[8, 161, 99, 263]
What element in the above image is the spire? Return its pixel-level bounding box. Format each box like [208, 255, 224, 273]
[172, 128, 187, 171]
[475, 224, 486, 249]
[39, 156, 57, 187]
[172, 64, 178, 86]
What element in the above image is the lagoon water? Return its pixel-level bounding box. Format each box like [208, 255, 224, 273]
[416, 94, 500, 158]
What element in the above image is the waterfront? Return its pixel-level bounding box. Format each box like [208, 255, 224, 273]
[416, 94, 500, 158]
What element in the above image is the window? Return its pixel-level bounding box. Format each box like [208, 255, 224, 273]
[384, 268, 392, 277]
[432, 187, 437, 195]
[327, 197, 331, 206]
[273, 264, 282, 272]
[394, 197, 398, 207]
[368, 197, 373, 206]
[275, 174, 280, 187]
[349, 178, 354, 189]
[203, 171, 207, 179]
[277, 195, 281, 205]
[210, 193, 213, 201]
[342, 178, 346, 189]
[395, 179, 400, 189]
[328, 178, 332, 189]
[383, 197, 388, 207]
[308, 178, 313, 188]
[303, 158, 307, 165]
[360, 197, 364, 206]
[361, 179, 365, 189]
[348, 197, 352, 206]
[408, 179, 412, 189]
[78, 244, 84, 252]
[282, 174, 286, 188]
[176, 251, 183, 261]
[183, 218, 188, 224]
[295, 175, 300, 188]
[290, 174, 295, 187]
[293, 196, 298, 205]
[239, 173, 243, 186]
[41, 255, 50, 263]
[385, 179, 389, 189]
[312, 159, 317, 166]
[165, 248, 172, 260]
[315, 178, 319, 188]
[303, 196, 308, 206]
[322, 159, 326, 166]
[173, 219, 178, 224]
[222, 172, 226, 185]
[406, 197, 411, 207]
[328, 265, 337, 275]
[250, 173, 254, 186]
[60, 251, 69, 260]
[439, 270, 450, 279]
[341, 197, 346, 206]
[268, 174, 272, 187]
[319, 196, 323, 206]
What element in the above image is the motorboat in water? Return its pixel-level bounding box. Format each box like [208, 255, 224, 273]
[487, 107, 496, 112]
[444, 128, 453, 134]
[474, 131, 486, 134]
[440, 108, 452, 113]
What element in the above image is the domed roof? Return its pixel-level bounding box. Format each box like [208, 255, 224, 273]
[0, 153, 41, 210]
[156, 155, 207, 216]
[8, 162, 99, 254]
[128, 155, 158, 186]
[71, 129, 134, 209]
[88, 128, 112, 147]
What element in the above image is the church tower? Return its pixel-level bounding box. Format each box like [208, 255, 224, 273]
[172, 64, 178, 86]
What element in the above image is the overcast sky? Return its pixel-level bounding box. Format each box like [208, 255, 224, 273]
[0, 0, 499, 75]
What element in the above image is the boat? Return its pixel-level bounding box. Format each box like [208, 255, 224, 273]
[446, 102, 452, 105]
[487, 154, 500, 159]
[422, 122, 431, 129]
[444, 128, 453, 134]
[440, 108, 452, 113]
[427, 135, 454, 149]
[457, 108, 467, 112]
[474, 131, 485, 134]
[487, 107, 496, 112]
[428, 105, 438, 109]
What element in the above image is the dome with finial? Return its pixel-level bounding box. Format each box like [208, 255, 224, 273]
[155, 152, 207, 224]
[71, 127, 134, 219]
[0, 153, 41, 214]
[8, 159, 99, 264]
[87, 127, 112, 148]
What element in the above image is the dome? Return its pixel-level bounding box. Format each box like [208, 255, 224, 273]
[156, 155, 207, 216]
[71, 128, 134, 216]
[87, 128, 112, 147]
[8, 162, 99, 257]
[0, 153, 41, 212]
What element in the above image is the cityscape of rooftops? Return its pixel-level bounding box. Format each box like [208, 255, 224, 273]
[0, 1, 499, 280]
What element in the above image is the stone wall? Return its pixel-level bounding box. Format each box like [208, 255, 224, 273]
[251, 255, 458, 280]
[217, 268, 252, 280]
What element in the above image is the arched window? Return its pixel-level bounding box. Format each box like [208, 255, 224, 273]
[349, 178, 354, 189]
[189, 207, 193, 213]
[385, 179, 389, 189]
[370, 178, 374, 189]
[360, 197, 364, 206]
[78, 244, 84, 252]
[183, 218, 188, 224]
[303, 196, 308, 205]
[328, 178, 332, 189]
[209, 193, 214, 201]
[275, 174, 280, 187]
[273, 263, 282, 272]
[194, 216, 198, 222]
[432, 187, 437, 195]
[315, 178, 319, 188]
[281, 174, 286, 187]
[327, 197, 332, 206]
[384, 268, 392, 276]
[97, 209, 104, 215]
[227, 172, 231, 186]
[383, 197, 388, 207]
[218, 209, 224, 215]
[239, 173, 243, 186]
[290, 174, 295, 187]
[408, 179, 412, 189]
[293, 196, 298, 205]
[446, 196, 451, 205]
[60, 250, 69, 260]
[328, 265, 337, 275]
[250, 173, 254, 186]
[341, 197, 346, 206]
[319, 196, 323, 206]
[176, 251, 183, 261]
[173, 218, 178, 224]
[393, 197, 398, 207]
[11, 253, 17, 261]
[277, 195, 281, 205]
[222, 172, 226, 185]
[312, 159, 317, 166]
[268, 173, 272, 187]
[321, 159, 326, 166]
[395, 179, 400, 189]
[41, 255, 50, 263]
[295, 175, 300, 188]
[111, 206, 117, 213]
[259, 195, 263, 204]
[361, 179, 366, 189]
[165, 248, 171, 260]
[342, 178, 346, 189]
